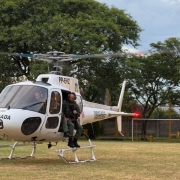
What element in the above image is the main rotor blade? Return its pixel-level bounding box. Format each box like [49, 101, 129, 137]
[46, 53, 128, 62]
[0, 52, 33, 58]
[0, 51, 130, 63]
[0, 52, 52, 62]
[62, 53, 126, 59]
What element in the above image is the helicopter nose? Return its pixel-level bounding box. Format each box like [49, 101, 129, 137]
[0, 119, 3, 129]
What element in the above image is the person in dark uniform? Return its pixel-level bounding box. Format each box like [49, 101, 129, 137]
[62, 92, 83, 148]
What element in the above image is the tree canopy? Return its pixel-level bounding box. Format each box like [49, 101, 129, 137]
[125, 37, 180, 118]
[0, 0, 142, 105]
[1, 0, 180, 136]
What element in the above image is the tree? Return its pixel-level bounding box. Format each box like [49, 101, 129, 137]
[28, 60, 53, 81]
[126, 44, 180, 118]
[0, 55, 22, 92]
[71, 56, 128, 103]
[151, 108, 180, 119]
[0, 0, 142, 102]
[125, 37, 180, 136]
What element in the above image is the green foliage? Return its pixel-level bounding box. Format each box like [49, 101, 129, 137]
[0, 55, 22, 92]
[0, 0, 142, 101]
[28, 60, 53, 81]
[151, 107, 180, 119]
[83, 121, 102, 139]
[124, 38, 180, 118]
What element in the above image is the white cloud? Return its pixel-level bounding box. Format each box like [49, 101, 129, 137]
[161, 0, 180, 3]
[122, 46, 139, 53]
[96, 0, 180, 51]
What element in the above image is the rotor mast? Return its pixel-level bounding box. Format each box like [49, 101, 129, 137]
[46, 51, 66, 75]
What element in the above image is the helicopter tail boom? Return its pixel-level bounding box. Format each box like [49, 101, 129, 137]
[81, 80, 135, 130]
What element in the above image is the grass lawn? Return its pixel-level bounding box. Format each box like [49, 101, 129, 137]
[0, 139, 180, 180]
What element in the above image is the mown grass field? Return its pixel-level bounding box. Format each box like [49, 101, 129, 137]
[0, 139, 180, 180]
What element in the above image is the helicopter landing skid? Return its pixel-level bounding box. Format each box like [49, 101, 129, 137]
[56, 138, 96, 164]
[0, 141, 36, 160]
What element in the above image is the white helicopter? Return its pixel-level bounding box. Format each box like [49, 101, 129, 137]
[0, 51, 138, 163]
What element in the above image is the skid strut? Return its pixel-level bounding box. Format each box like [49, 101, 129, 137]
[0, 141, 36, 160]
[56, 134, 96, 164]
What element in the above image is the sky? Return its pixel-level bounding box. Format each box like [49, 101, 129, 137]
[96, 0, 180, 53]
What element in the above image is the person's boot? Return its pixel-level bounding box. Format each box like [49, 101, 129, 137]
[73, 138, 80, 148]
[64, 131, 72, 137]
[68, 138, 75, 148]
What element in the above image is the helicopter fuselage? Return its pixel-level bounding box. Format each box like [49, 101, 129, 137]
[0, 74, 134, 143]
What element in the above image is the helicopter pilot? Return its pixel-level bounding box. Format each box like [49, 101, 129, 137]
[33, 91, 47, 114]
[34, 92, 41, 101]
[62, 92, 83, 148]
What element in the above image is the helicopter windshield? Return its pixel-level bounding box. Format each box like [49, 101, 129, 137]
[0, 85, 48, 114]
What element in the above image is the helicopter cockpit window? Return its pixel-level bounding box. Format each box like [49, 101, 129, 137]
[0, 85, 48, 114]
[49, 91, 61, 114]
[76, 95, 83, 113]
[0, 85, 20, 108]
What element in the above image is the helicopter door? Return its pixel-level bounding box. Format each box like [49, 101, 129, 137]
[41, 89, 62, 133]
